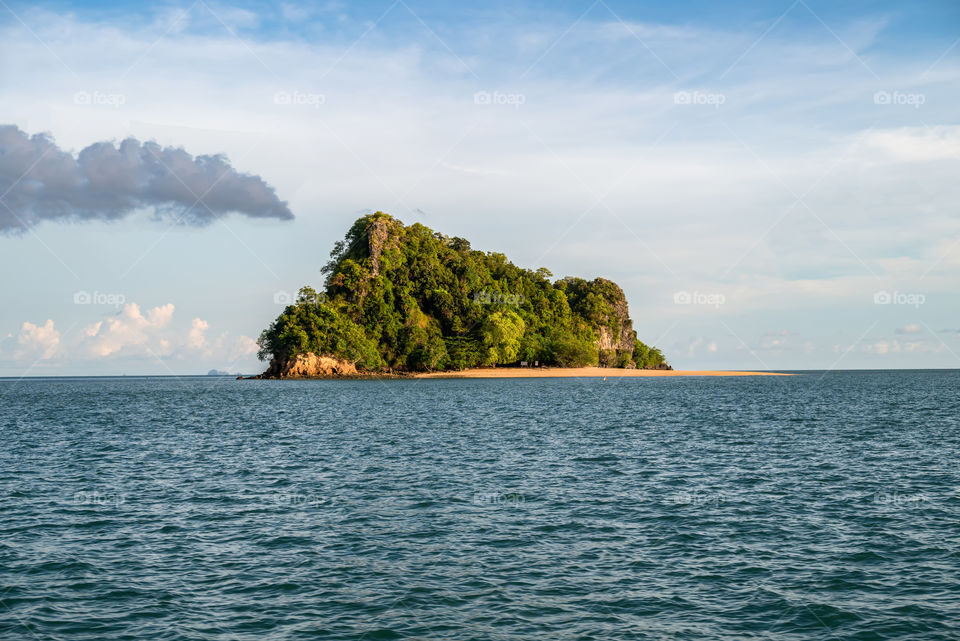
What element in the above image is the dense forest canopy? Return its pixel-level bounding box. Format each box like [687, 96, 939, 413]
[258, 213, 668, 372]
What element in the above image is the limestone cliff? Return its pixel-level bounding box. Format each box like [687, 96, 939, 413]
[264, 353, 358, 378]
[365, 215, 397, 276]
[596, 323, 637, 353]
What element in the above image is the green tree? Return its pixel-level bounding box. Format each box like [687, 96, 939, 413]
[480, 310, 525, 365]
[547, 334, 598, 367]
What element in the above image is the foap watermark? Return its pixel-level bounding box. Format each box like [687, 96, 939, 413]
[273, 290, 326, 305]
[73, 290, 126, 308]
[873, 290, 925, 308]
[670, 490, 725, 507]
[275, 492, 335, 508]
[673, 290, 725, 308]
[674, 90, 726, 108]
[73, 90, 126, 108]
[873, 490, 928, 508]
[472, 491, 526, 507]
[274, 90, 325, 109]
[873, 91, 925, 108]
[472, 291, 524, 306]
[73, 491, 126, 508]
[473, 90, 526, 108]
[273, 290, 295, 305]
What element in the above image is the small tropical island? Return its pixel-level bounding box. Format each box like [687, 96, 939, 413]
[254, 213, 791, 379]
[254, 212, 678, 378]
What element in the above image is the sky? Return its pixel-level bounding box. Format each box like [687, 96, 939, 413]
[0, 0, 958, 375]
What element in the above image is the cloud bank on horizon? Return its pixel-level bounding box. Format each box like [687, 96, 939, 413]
[0, 124, 293, 233]
[4, 301, 258, 368]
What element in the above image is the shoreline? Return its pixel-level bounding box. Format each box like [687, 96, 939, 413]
[414, 367, 793, 379]
[244, 366, 796, 380]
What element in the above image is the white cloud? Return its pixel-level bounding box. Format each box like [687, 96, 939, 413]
[861, 337, 948, 355]
[761, 336, 783, 349]
[687, 336, 704, 357]
[81, 302, 175, 358]
[865, 339, 900, 355]
[229, 335, 259, 361]
[187, 318, 210, 351]
[183, 318, 256, 364]
[43, 303, 262, 371]
[863, 126, 960, 163]
[15, 319, 60, 360]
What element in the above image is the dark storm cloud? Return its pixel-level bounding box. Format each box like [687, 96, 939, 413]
[0, 125, 293, 232]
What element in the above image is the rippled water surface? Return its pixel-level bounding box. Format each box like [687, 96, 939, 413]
[1, 371, 959, 640]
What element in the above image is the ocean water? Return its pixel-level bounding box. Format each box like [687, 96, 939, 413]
[1, 371, 958, 640]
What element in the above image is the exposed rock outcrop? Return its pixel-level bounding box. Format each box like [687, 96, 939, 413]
[596, 323, 637, 353]
[264, 352, 358, 378]
[587, 279, 637, 352]
[365, 215, 396, 276]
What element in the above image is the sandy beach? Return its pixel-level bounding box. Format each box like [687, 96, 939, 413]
[414, 367, 793, 379]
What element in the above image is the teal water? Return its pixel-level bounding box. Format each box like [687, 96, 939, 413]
[1, 371, 958, 640]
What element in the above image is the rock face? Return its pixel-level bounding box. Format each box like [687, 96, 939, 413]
[264, 352, 358, 378]
[365, 215, 397, 276]
[596, 323, 637, 353]
[588, 279, 638, 353]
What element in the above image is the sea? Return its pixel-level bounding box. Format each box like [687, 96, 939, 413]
[1, 370, 958, 640]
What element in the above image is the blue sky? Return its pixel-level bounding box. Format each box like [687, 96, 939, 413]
[1, 0, 958, 374]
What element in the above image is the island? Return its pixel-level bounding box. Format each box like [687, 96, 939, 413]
[254, 212, 788, 378]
